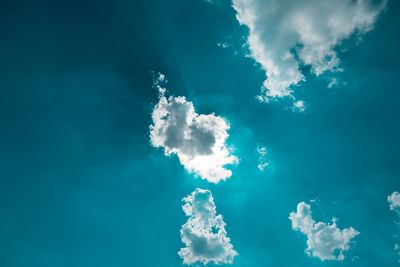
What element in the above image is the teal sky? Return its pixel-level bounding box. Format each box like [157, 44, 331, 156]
[0, 0, 399, 266]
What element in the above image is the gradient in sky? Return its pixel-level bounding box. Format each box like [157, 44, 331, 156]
[0, 0, 400, 266]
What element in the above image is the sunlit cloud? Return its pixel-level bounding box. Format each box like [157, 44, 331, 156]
[289, 202, 359, 261]
[179, 188, 237, 265]
[232, 0, 386, 103]
[149, 73, 238, 183]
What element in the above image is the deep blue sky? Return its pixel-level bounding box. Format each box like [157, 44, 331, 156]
[0, 0, 399, 266]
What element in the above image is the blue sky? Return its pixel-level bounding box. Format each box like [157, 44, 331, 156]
[0, 0, 399, 266]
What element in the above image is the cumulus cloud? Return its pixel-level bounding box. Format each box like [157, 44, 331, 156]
[232, 0, 387, 102]
[149, 74, 238, 183]
[178, 188, 238, 265]
[388, 191, 400, 212]
[289, 202, 359, 261]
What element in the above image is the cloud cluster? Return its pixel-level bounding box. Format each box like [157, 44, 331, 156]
[149, 75, 238, 183]
[232, 0, 386, 101]
[289, 202, 359, 261]
[178, 188, 237, 265]
[388, 191, 400, 212]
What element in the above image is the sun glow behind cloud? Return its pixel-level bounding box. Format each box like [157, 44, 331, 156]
[149, 73, 238, 183]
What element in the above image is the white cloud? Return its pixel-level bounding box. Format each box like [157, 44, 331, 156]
[256, 145, 269, 171]
[292, 100, 306, 112]
[149, 74, 238, 183]
[178, 188, 238, 265]
[388, 191, 400, 211]
[289, 202, 359, 261]
[232, 0, 386, 102]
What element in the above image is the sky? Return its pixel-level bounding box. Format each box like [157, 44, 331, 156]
[0, 0, 400, 266]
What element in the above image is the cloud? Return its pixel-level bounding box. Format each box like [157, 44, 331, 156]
[292, 100, 306, 112]
[328, 78, 338, 89]
[388, 191, 400, 262]
[217, 42, 231, 49]
[395, 244, 400, 263]
[232, 0, 387, 101]
[289, 202, 359, 261]
[388, 191, 400, 211]
[256, 145, 269, 171]
[178, 188, 238, 265]
[149, 74, 238, 183]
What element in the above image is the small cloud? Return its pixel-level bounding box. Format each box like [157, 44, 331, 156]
[388, 191, 400, 211]
[327, 78, 338, 89]
[149, 74, 238, 183]
[327, 77, 347, 89]
[289, 202, 359, 261]
[217, 42, 231, 49]
[256, 145, 269, 171]
[388, 191, 400, 262]
[157, 73, 166, 82]
[292, 100, 306, 112]
[152, 71, 167, 85]
[179, 188, 238, 265]
[152, 71, 168, 95]
[395, 244, 400, 263]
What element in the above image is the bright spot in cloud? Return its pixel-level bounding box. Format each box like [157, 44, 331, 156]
[178, 188, 238, 265]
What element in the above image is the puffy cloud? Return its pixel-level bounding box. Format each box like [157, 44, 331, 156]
[149, 74, 238, 183]
[178, 188, 238, 265]
[232, 0, 387, 101]
[256, 145, 269, 171]
[289, 202, 359, 261]
[388, 191, 400, 211]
